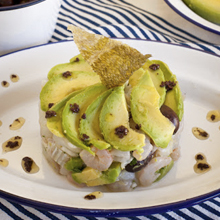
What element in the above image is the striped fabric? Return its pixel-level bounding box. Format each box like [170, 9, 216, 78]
[50, 0, 220, 55]
[1, 197, 220, 219]
[1, 0, 220, 219]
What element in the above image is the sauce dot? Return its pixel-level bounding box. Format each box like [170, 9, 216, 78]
[10, 74, 19, 82]
[1, 81, 9, 88]
[21, 157, 39, 174]
[192, 127, 209, 140]
[206, 110, 220, 122]
[2, 136, 22, 153]
[84, 191, 103, 200]
[0, 120, 2, 127]
[196, 154, 204, 160]
[194, 153, 211, 174]
[0, 159, 9, 167]
[9, 117, 25, 130]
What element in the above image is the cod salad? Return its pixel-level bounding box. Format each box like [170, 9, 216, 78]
[39, 26, 184, 192]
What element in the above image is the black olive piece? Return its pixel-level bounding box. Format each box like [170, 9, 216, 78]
[125, 152, 154, 173]
[160, 105, 179, 134]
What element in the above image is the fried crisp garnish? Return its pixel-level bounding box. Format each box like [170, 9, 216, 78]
[68, 25, 151, 88]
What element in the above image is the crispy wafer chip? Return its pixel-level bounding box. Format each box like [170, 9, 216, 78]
[68, 25, 151, 88]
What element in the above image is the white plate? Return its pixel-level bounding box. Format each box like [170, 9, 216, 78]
[164, 0, 220, 35]
[0, 40, 220, 216]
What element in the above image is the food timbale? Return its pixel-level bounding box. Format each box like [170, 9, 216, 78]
[182, 0, 220, 25]
[39, 26, 184, 191]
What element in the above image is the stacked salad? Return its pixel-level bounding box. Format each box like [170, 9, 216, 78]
[39, 26, 183, 191]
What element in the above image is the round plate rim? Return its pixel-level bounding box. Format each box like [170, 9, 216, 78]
[164, 0, 220, 35]
[0, 0, 45, 11]
[0, 39, 220, 217]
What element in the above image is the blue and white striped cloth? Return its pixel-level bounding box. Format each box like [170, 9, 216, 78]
[50, 0, 220, 55]
[2, 196, 220, 220]
[1, 0, 220, 219]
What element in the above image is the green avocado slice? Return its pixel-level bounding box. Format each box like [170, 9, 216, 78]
[72, 162, 121, 186]
[62, 84, 108, 155]
[65, 157, 85, 173]
[40, 71, 100, 111]
[142, 59, 166, 107]
[99, 86, 145, 152]
[46, 89, 84, 137]
[152, 60, 184, 121]
[130, 70, 175, 148]
[47, 54, 94, 80]
[155, 159, 174, 182]
[129, 68, 145, 88]
[183, 0, 220, 25]
[79, 89, 112, 150]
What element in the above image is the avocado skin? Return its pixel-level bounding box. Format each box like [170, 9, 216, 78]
[72, 162, 121, 186]
[47, 54, 94, 80]
[40, 71, 100, 111]
[152, 60, 184, 121]
[183, 0, 220, 24]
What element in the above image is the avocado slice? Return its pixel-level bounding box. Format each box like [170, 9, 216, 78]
[183, 0, 220, 25]
[129, 68, 145, 88]
[79, 89, 112, 150]
[72, 167, 102, 184]
[99, 86, 145, 152]
[152, 60, 184, 121]
[46, 89, 84, 137]
[155, 159, 174, 182]
[65, 157, 85, 173]
[47, 54, 94, 80]
[130, 70, 175, 148]
[142, 59, 166, 107]
[40, 71, 100, 111]
[72, 162, 121, 186]
[62, 84, 108, 154]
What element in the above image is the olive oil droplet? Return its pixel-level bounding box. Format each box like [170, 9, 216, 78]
[206, 110, 220, 122]
[9, 117, 25, 130]
[2, 136, 22, 153]
[0, 159, 9, 167]
[192, 127, 209, 140]
[10, 74, 19, 82]
[21, 157, 39, 174]
[194, 153, 211, 174]
[1, 81, 9, 88]
[84, 191, 103, 200]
